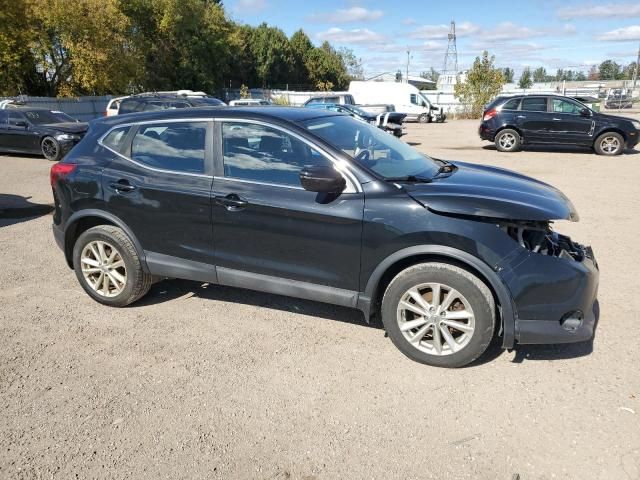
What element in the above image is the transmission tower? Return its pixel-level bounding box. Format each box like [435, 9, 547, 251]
[442, 20, 458, 74]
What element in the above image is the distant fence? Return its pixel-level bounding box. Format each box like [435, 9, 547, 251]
[0, 96, 113, 121]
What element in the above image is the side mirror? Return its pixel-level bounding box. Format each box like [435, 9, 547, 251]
[15, 120, 28, 128]
[580, 108, 591, 117]
[299, 165, 346, 193]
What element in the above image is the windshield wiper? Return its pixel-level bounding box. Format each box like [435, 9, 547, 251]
[384, 175, 432, 183]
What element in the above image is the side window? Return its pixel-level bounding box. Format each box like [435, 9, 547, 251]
[118, 100, 140, 114]
[551, 99, 582, 115]
[168, 102, 190, 109]
[410, 94, 418, 105]
[501, 98, 521, 110]
[0, 111, 8, 127]
[8, 111, 26, 126]
[131, 122, 207, 174]
[521, 97, 548, 112]
[143, 101, 165, 112]
[222, 122, 332, 187]
[102, 126, 131, 152]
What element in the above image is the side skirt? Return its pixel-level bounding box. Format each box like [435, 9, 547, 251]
[144, 251, 366, 312]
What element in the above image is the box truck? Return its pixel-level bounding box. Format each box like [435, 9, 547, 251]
[348, 81, 445, 123]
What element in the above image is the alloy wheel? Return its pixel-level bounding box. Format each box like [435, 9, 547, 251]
[600, 136, 620, 154]
[80, 240, 127, 297]
[42, 138, 59, 160]
[396, 282, 475, 356]
[498, 133, 516, 150]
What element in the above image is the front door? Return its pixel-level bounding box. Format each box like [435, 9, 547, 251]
[546, 97, 594, 145]
[101, 120, 215, 273]
[516, 96, 550, 143]
[6, 111, 38, 152]
[211, 120, 364, 292]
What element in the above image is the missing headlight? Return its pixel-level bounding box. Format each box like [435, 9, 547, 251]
[500, 221, 585, 261]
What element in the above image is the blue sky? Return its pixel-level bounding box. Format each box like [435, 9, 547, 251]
[225, 0, 640, 78]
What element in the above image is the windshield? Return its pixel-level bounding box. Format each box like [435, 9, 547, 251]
[303, 115, 439, 179]
[24, 110, 75, 124]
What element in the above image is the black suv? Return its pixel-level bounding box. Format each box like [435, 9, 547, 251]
[479, 94, 640, 155]
[117, 93, 225, 115]
[51, 107, 599, 367]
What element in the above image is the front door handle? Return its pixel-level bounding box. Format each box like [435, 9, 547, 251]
[552, 118, 562, 121]
[109, 180, 136, 193]
[215, 193, 248, 211]
[516, 115, 526, 119]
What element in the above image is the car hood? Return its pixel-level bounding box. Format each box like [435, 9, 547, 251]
[42, 122, 89, 134]
[594, 112, 635, 124]
[404, 160, 579, 222]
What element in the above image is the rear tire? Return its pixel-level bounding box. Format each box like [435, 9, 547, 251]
[72, 225, 152, 307]
[381, 263, 495, 368]
[594, 132, 624, 156]
[41, 136, 62, 161]
[495, 129, 521, 152]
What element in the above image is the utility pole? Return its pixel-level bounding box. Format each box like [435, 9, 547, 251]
[442, 20, 458, 74]
[406, 49, 410, 84]
[633, 41, 640, 88]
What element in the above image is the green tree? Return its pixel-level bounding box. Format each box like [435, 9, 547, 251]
[250, 23, 293, 87]
[454, 51, 505, 118]
[338, 47, 363, 81]
[502, 67, 514, 83]
[289, 29, 313, 85]
[575, 71, 587, 81]
[532, 66, 547, 83]
[623, 61, 638, 80]
[518, 67, 533, 89]
[598, 60, 621, 80]
[304, 42, 349, 90]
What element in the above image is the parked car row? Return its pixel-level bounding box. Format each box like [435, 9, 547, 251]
[305, 102, 406, 137]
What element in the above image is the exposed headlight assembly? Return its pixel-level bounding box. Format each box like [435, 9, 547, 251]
[56, 133, 79, 141]
[500, 221, 585, 262]
[631, 120, 640, 130]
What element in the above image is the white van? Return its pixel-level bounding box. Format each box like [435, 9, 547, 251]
[348, 81, 445, 123]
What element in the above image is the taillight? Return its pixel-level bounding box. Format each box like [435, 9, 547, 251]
[483, 108, 497, 121]
[50, 163, 77, 186]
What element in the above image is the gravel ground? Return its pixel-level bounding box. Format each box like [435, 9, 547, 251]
[1, 119, 640, 480]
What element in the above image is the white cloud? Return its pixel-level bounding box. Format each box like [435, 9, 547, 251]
[316, 27, 386, 45]
[562, 24, 577, 34]
[233, 0, 267, 13]
[482, 22, 543, 42]
[402, 18, 417, 26]
[409, 21, 479, 40]
[558, 3, 640, 19]
[310, 7, 383, 23]
[597, 25, 640, 41]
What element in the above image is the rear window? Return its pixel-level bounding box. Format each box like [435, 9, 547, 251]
[521, 97, 548, 112]
[130, 121, 207, 174]
[501, 98, 521, 110]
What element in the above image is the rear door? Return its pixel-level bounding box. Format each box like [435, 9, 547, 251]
[101, 119, 216, 275]
[211, 119, 364, 292]
[546, 97, 594, 145]
[0, 111, 9, 150]
[516, 96, 550, 143]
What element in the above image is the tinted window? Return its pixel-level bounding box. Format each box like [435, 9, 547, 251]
[131, 122, 207, 174]
[0, 111, 8, 126]
[551, 98, 582, 114]
[222, 122, 331, 187]
[168, 102, 190, 109]
[118, 100, 141, 114]
[501, 98, 521, 110]
[521, 97, 547, 112]
[102, 126, 131, 152]
[143, 101, 165, 112]
[8, 111, 26, 125]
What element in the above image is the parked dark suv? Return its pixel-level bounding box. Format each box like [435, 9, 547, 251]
[479, 94, 640, 155]
[117, 93, 225, 115]
[51, 107, 599, 367]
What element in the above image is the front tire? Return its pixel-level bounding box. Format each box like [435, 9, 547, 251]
[72, 225, 152, 307]
[418, 113, 429, 124]
[495, 129, 521, 152]
[381, 263, 495, 368]
[594, 132, 624, 156]
[41, 136, 62, 161]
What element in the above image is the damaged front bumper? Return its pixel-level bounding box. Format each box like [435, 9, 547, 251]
[498, 225, 599, 346]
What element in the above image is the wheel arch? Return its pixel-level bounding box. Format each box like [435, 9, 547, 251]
[593, 128, 627, 144]
[63, 210, 147, 271]
[495, 125, 523, 139]
[360, 245, 516, 348]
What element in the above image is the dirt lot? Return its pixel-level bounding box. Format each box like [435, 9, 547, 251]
[1, 119, 640, 480]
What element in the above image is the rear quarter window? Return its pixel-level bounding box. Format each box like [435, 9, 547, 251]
[501, 98, 521, 110]
[130, 121, 207, 174]
[102, 126, 131, 152]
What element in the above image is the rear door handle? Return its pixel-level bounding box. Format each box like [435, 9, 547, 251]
[552, 118, 562, 121]
[215, 193, 248, 211]
[109, 180, 136, 193]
